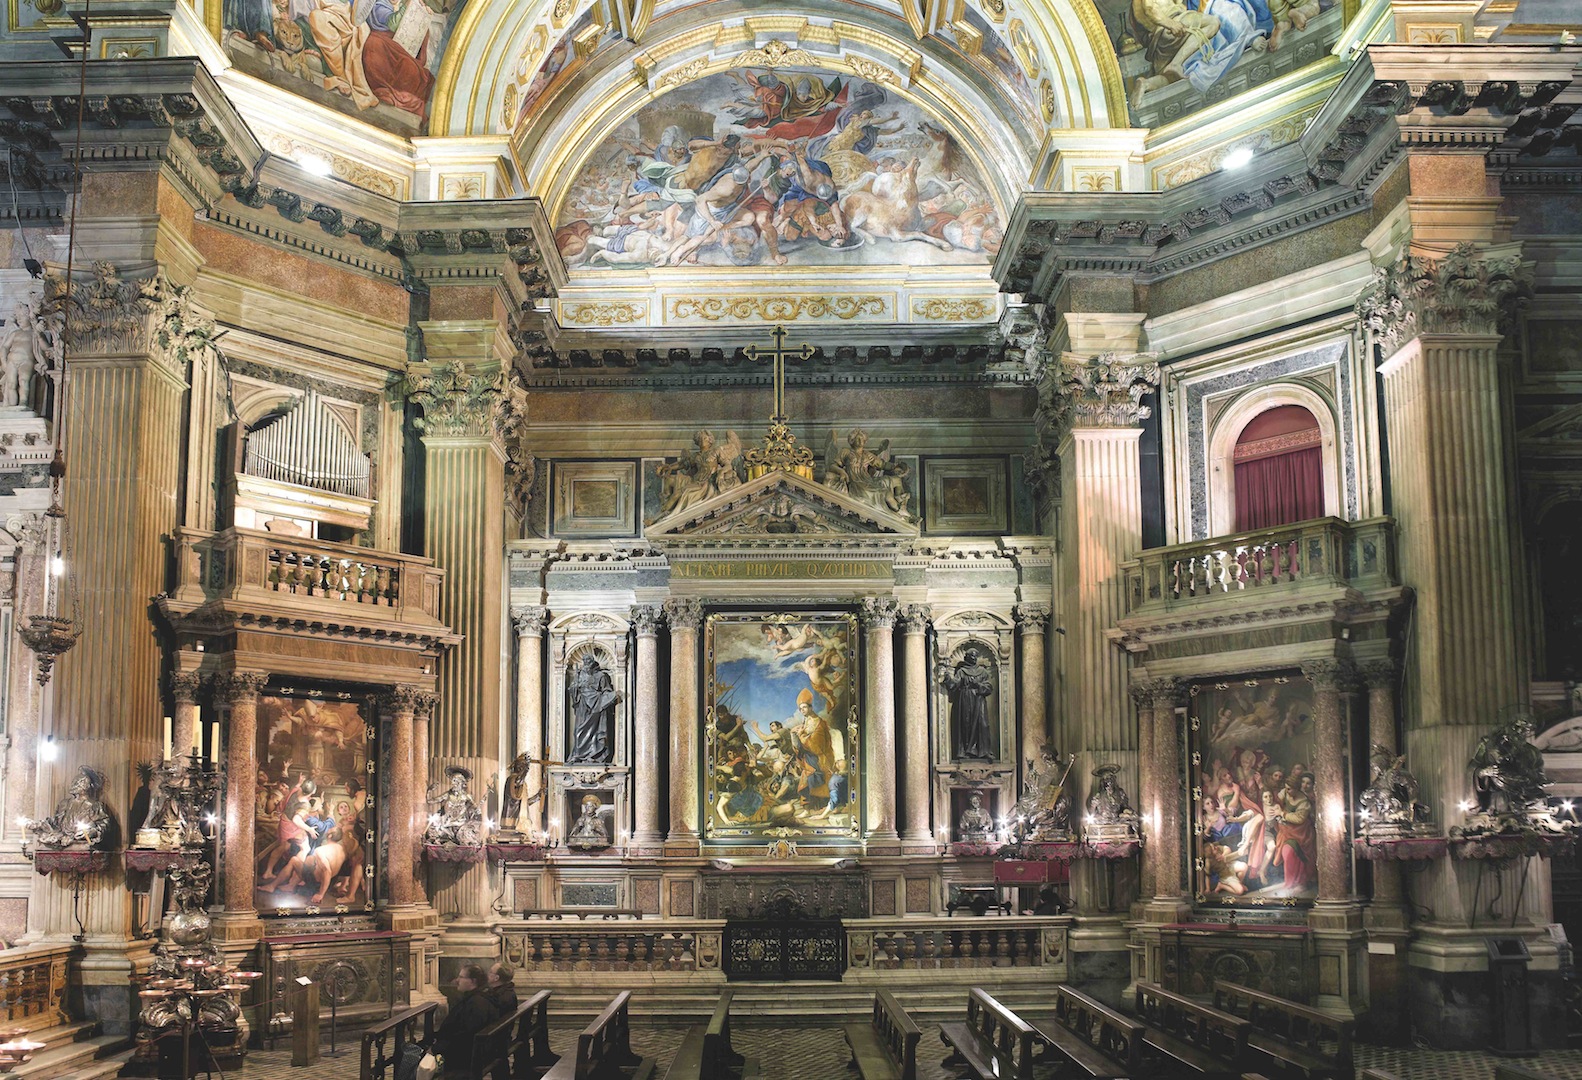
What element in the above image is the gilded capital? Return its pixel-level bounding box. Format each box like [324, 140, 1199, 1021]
[630, 604, 663, 635]
[1014, 603, 1051, 633]
[860, 596, 900, 630]
[511, 605, 549, 637]
[168, 671, 205, 705]
[1356, 243, 1532, 360]
[664, 597, 704, 631]
[214, 671, 269, 704]
[897, 604, 932, 634]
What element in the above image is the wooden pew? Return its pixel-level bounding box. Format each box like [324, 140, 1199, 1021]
[471, 990, 557, 1080]
[542, 992, 655, 1080]
[663, 990, 756, 1080]
[1360, 1070, 1406, 1080]
[842, 990, 921, 1080]
[1212, 982, 1353, 1080]
[360, 1002, 438, 1080]
[1134, 981, 1250, 1076]
[938, 988, 1039, 1080]
[1028, 984, 1145, 1078]
[1494, 1067, 1563, 1080]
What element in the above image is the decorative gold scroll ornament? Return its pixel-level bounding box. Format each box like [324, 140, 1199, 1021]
[670, 295, 886, 322]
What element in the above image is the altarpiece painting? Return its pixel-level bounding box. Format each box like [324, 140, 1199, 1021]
[253, 693, 376, 915]
[1190, 675, 1319, 906]
[703, 612, 861, 843]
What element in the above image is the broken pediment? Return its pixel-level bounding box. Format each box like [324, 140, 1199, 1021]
[645, 469, 919, 542]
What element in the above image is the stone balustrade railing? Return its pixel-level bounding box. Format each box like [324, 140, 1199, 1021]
[169, 526, 447, 632]
[495, 916, 1071, 978]
[0, 942, 72, 1031]
[1123, 516, 1396, 614]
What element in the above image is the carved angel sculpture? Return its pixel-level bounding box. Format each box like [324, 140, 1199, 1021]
[820, 429, 912, 518]
[656, 429, 744, 517]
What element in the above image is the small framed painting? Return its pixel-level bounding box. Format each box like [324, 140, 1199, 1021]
[922, 457, 1009, 534]
[551, 460, 638, 537]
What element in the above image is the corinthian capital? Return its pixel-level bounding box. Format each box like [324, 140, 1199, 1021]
[860, 596, 900, 630]
[663, 597, 704, 631]
[1356, 243, 1532, 360]
[214, 671, 270, 704]
[630, 604, 663, 635]
[897, 604, 932, 634]
[1014, 603, 1050, 633]
[47, 261, 215, 377]
[403, 361, 514, 439]
[511, 605, 549, 637]
[1035, 352, 1161, 453]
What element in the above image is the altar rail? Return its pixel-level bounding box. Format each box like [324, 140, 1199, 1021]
[1123, 516, 1396, 613]
[170, 526, 446, 628]
[0, 942, 72, 1031]
[496, 918, 1070, 979]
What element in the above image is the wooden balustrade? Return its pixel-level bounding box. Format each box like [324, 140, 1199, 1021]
[1123, 516, 1396, 614]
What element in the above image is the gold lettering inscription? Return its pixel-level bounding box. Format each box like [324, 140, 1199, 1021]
[671, 560, 888, 580]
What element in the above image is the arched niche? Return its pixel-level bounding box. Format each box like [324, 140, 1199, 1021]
[1206, 383, 1341, 537]
[545, 611, 632, 765]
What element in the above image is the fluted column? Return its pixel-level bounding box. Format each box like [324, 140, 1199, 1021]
[631, 605, 663, 851]
[1015, 603, 1050, 768]
[170, 671, 203, 760]
[1131, 684, 1156, 901]
[664, 598, 703, 848]
[862, 597, 900, 847]
[511, 606, 547, 839]
[898, 604, 932, 847]
[1147, 677, 1187, 906]
[382, 686, 421, 909]
[413, 692, 437, 905]
[1302, 660, 1352, 903]
[216, 671, 270, 917]
[1360, 660, 1406, 909]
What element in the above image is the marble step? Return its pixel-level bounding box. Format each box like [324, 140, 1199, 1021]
[8, 1030, 128, 1080]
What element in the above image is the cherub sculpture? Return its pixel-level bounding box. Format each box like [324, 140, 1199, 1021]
[28, 765, 112, 851]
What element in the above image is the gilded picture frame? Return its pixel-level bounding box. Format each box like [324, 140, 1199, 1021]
[702, 611, 862, 844]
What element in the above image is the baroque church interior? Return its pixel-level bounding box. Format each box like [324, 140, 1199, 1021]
[0, 0, 1581, 1074]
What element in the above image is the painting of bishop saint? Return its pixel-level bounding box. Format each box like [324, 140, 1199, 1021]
[553, 68, 1003, 270]
[703, 612, 861, 843]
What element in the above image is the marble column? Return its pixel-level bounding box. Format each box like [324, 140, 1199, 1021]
[862, 597, 900, 847]
[1302, 660, 1352, 903]
[216, 672, 270, 919]
[1360, 659, 1406, 910]
[1131, 683, 1156, 902]
[1147, 677, 1188, 907]
[382, 685, 421, 909]
[898, 604, 932, 847]
[1015, 603, 1050, 768]
[511, 605, 548, 839]
[3, 516, 47, 852]
[631, 605, 664, 851]
[170, 671, 203, 761]
[664, 598, 703, 849]
[413, 692, 437, 905]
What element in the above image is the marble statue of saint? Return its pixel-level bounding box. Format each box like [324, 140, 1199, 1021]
[940, 647, 995, 760]
[957, 791, 994, 842]
[821, 429, 912, 517]
[28, 765, 112, 851]
[656, 430, 743, 517]
[566, 793, 611, 850]
[568, 653, 619, 764]
[424, 765, 484, 846]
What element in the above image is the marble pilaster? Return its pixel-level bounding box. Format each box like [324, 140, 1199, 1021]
[631, 605, 663, 851]
[1014, 603, 1050, 769]
[898, 604, 932, 848]
[511, 605, 548, 839]
[664, 598, 703, 850]
[3, 516, 47, 851]
[862, 597, 900, 849]
[215, 671, 269, 922]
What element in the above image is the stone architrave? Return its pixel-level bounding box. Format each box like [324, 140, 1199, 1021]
[664, 598, 704, 847]
[1302, 659, 1353, 903]
[898, 604, 932, 845]
[1014, 603, 1050, 768]
[511, 605, 548, 837]
[214, 671, 270, 916]
[862, 597, 900, 845]
[380, 685, 422, 908]
[630, 605, 663, 849]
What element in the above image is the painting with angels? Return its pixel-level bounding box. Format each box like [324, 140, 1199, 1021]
[553, 68, 1003, 269]
[703, 612, 861, 843]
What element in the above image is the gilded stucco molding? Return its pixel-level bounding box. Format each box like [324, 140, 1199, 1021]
[912, 297, 995, 321]
[669, 296, 888, 323]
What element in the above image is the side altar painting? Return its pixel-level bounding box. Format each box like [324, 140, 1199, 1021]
[1191, 676, 1320, 906]
[703, 612, 861, 843]
[554, 68, 1002, 270]
[223, 0, 467, 134]
[253, 694, 375, 914]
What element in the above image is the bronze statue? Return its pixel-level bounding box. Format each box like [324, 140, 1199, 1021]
[1008, 746, 1075, 844]
[940, 646, 995, 760]
[566, 793, 611, 850]
[424, 765, 484, 846]
[568, 652, 619, 764]
[956, 791, 994, 842]
[1359, 743, 1433, 837]
[1083, 764, 1139, 841]
[28, 765, 111, 851]
[1469, 715, 1549, 819]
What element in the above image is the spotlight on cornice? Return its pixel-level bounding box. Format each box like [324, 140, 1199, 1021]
[298, 155, 334, 177]
[1222, 146, 1255, 170]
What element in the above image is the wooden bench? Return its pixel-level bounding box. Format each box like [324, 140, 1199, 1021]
[842, 990, 921, 1080]
[1134, 981, 1250, 1076]
[1028, 984, 1145, 1078]
[938, 988, 1039, 1080]
[472, 990, 557, 1080]
[1212, 982, 1353, 1080]
[663, 990, 757, 1080]
[542, 992, 655, 1080]
[360, 1002, 438, 1080]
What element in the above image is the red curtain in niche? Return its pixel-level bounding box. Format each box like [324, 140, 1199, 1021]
[1234, 446, 1324, 531]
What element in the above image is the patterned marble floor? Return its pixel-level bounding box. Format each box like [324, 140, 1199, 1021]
[230, 1025, 1582, 1080]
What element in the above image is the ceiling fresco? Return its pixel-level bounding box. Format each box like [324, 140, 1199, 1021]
[552, 67, 1003, 271]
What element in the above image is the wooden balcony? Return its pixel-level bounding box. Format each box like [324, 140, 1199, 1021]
[160, 528, 458, 666]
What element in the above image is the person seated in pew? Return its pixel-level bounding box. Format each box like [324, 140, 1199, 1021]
[435, 964, 499, 1076]
[484, 962, 518, 1016]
